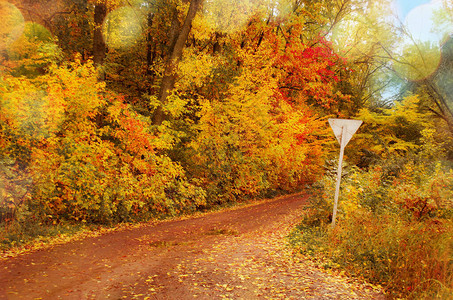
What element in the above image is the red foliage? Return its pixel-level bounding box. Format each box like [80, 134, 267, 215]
[272, 34, 349, 112]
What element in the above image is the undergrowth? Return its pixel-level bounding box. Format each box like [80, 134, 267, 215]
[0, 219, 96, 252]
[290, 161, 453, 299]
[0, 191, 271, 256]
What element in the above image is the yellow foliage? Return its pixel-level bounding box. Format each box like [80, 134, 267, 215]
[0, 60, 206, 223]
[187, 38, 328, 202]
[355, 95, 431, 159]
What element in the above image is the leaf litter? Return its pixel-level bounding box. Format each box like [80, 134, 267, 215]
[0, 194, 385, 299]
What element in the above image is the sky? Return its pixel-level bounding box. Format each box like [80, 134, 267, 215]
[395, 0, 432, 19]
[395, 0, 453, 44]
[369, 0, 452, 100]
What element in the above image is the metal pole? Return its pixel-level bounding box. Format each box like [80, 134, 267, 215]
[332, 126, 346, 228]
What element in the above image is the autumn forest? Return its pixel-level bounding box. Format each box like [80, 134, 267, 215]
[1, 0, 453, 298]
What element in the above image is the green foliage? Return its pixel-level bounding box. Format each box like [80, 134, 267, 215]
[5, 21, 61, 77]
[0, 219, 87, 251]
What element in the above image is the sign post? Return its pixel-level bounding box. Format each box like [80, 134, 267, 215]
[328, 118, 362, 228]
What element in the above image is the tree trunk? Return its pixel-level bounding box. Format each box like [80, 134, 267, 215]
[93, 1, 107, 79]
[146, 12, 156, 94]
[152, 0, 202, 125]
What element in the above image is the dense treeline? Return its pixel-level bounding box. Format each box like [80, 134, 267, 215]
[1, 0, 358, 224]
[1, 0, 453, 296]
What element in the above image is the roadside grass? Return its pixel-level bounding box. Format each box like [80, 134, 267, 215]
[0, 220, 108, 258]
[290, 164, 453, 299]
[0, 192, 298, 259]
[0, 221, 77, 251]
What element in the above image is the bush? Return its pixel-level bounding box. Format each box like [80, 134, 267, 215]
[291, 162, 453, 298]
[0, 59, 205, 226]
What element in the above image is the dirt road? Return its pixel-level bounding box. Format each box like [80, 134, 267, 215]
[0, 194, 384, 299]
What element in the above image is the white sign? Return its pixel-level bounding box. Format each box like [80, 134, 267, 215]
[328, 118, 363, 148]
[328, 118, 362, 228]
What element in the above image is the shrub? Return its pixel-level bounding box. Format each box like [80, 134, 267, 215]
[291, 162, 453, 298]
[0, 59, 205, 227]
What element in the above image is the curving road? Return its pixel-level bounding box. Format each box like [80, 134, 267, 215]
[0, 194, 385, 299]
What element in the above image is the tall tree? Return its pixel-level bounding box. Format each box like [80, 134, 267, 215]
[93, 0, 107, 69]
[152, 0, 202, 125]
[418, 37, 453, 134]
